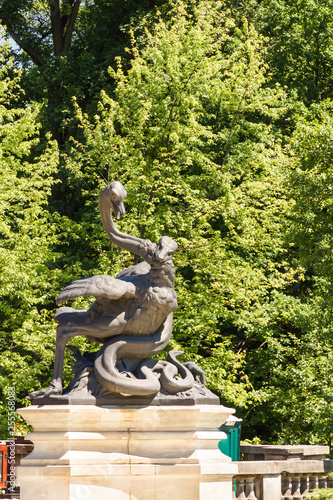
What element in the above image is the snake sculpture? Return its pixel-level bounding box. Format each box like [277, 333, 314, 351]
[28, 182, 205, 400]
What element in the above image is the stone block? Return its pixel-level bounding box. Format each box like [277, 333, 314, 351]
[17, 404, 238, 500]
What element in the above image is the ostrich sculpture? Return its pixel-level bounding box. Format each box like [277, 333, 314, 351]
[28, 182, 205, 400]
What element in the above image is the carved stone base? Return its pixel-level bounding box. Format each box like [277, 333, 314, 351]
[31, 382, 219, 406]
[17, 404, 238, 500]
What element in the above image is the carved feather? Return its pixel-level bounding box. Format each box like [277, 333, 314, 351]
[56, 275, 135, 304]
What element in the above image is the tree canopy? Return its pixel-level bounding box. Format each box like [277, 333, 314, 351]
[1, 0, 333, 447]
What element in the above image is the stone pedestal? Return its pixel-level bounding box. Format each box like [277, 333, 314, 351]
[17, 404, 237, 500]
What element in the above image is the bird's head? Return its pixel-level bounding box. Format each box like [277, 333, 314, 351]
[144, 236, 178, 265]
[107, 181, 127, 220]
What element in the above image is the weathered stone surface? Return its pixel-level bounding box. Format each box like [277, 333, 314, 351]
[17, 404, 237, 500]
[240, 444, 330, 461]
[31, 382, 219, 406]
[236, 459, 333, 475]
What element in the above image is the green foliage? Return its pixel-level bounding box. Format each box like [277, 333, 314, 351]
[230, 0, 333, 103]
[244, 298, 333, 443]
[0, 50, 60, 437]
[233, 101, 333, 443]
[290, 102, 333, 280]
[305, 489, 333, 500]
[0, 0, 175, 144]
[1, 0, 333, 449]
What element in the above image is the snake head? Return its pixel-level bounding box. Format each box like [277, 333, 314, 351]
[107, 181, 127, 220]
[153, 236, 178, 262]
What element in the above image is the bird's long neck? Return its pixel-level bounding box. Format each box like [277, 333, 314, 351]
[99, 187, 143, 255]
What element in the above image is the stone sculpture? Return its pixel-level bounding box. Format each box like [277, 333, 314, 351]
[27, 182, 218, 404]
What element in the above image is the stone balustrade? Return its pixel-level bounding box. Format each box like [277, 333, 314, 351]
[240, 445, 329, 462]
[232, 445, 333, 500]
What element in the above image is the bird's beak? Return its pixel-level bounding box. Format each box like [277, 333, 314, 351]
[111, 199, 126, 220]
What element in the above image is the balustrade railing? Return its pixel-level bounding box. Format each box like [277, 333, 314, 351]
[233, 473, 333, 500]
[232, 445, 333, 500]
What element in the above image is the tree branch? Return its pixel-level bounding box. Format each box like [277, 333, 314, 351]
[50, 0, 63, 56]
[3, 20, 46, 66]
[62, 0, 81, 53]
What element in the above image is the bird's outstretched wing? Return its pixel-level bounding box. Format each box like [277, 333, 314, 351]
[116, 260, 150, 279]
[56, 275, 136, 305]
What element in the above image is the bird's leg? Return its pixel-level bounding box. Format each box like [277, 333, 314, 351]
[47, 325, 72, 393]
[27, 315, 126, 400]
[27, 325, 79, 399]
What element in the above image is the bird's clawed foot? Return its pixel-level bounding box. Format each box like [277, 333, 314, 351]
[26, 379, 63, 400]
